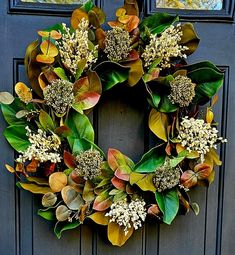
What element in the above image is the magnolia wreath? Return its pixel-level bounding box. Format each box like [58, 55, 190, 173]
[0, 0, 227, 247]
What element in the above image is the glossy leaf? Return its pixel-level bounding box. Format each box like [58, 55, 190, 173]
[139, 13, 179, 40]
[53, 67, 69, 81]
[149, 108, 168, 142]
[24, 40, 43, 97]
[180, 23, 200, 55]
[93, 190, 112, 211]
[3, 125, 30, 152]
[83, 180, 95, 202]
[54, 220, 80, 239]
[155, 189, 179, 225]
[16, 182, 52, 194]
[126, 59, 144, 87]
[130, 172, 156, 193]
[94, 61, 130, 91]
[108, 222, 134, 247]
[88, 211, 109, 225]
[134, 146, 165, 173]
[111, 176, 126, 191]
[66, 110, 94, 148]
[182, 62, 224, 105]
[39, 110, 55, 131]
[63, 150, 76, 169]
[38, 207, 56, 221]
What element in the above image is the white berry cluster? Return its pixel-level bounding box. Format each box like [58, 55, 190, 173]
[142, 24, 188, 69]
[105, 198, 147, 235]
[17, 126, 61, 163]
[57, 18, 98, 75]
[178, 117, 227, 161]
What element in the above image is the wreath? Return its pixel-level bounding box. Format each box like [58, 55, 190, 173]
[0, 0, 226, 247]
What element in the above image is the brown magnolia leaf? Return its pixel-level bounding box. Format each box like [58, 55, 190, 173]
[71, 8, 89, 29]
[49, 172, 68, 192]
[38, 73, 47, 90]
[211, 94, 219, 107]
[42, 192, 57, 207]
[16, 162, 25, 173]
[15, 82, 33, 103]
[126, 15, 140, 32]
[93, 191, 112, 211]
[0, 92, 14, 105]
[88, 211, 109, 225]
[124, 0, 139, 16]
[107, 222, 134, 247]
[63, 151, 76, 169]
[96, 28, 106, 49]
[24, 40, 43, 98]
[26, 159, 39, 172]
[180, 170, 198, 189]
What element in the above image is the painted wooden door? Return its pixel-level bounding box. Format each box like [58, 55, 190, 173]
[0, 0, 234, 255]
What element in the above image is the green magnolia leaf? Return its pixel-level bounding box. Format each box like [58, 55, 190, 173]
[1, 98, 33, 125]
[3, 125, 30, 152]
[139, 13, 179, 40]
[72, 138, 105, 158]
[81, 0, 95, 12]
[38, 208, 56, 221]
[94, 61, 130, 91]
[158, 95, 178, 113]
[39, 110, 56, 131]
[155, 189, 179, 225]
[182, 62, 224, 104]
[54, 220, 81, 239]
[134, 146, 165, 173]
[53, 67, 69, 81]
[66, 110, 94, 148]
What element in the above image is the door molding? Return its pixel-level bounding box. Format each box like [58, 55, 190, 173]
[8, 0, 100, 16]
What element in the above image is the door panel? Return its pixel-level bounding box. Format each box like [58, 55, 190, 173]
[0, 0, 234, 255]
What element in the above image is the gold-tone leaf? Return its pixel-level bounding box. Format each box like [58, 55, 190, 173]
[38, 72, 47, 90]
[88, 211, 109, 225]
[206, 108, 214, 124]
[149, 108, 168, 142]
[130, 172, 156, 193]
[126, 59, 144, 87]
[118, 15, 131, 24]
[108, 222, 134, 247]
[17, 182, 52, 194]
[15, 82, 33, 103]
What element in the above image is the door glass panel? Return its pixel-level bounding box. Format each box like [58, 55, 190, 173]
[21, 0, 86, 4]
[156, 0, 223, 10]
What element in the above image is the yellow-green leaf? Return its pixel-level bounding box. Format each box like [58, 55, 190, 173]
[130, 172, 156, 193]
[16, 182, 52, 194]
[149, 108, 168, 142]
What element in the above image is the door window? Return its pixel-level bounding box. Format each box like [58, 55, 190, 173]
[156, 0, 223, 10]
[20, 0, 86, 4]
